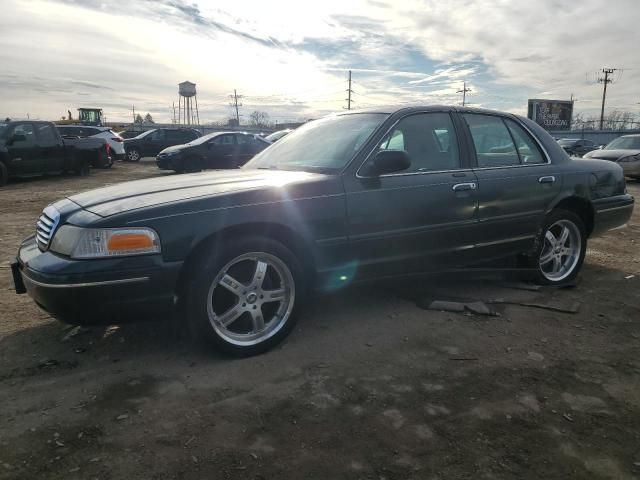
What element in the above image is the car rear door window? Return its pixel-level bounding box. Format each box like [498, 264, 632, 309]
[377, 113, 460, 172]
[504, 119, 545, 164]
[59, 127, 78, 136]
[212, 134, 235, 146]
[82, 127, 101, 137]
[464, 114, 520, 167]
[165, 130, 183, 142]
[36, 124, 57, 142]
[150, 130, 165, 141]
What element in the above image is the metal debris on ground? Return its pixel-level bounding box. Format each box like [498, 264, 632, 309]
[423, 300, 497, 316]
[489, 299, 580, 314]
[500, 282, 542, 292]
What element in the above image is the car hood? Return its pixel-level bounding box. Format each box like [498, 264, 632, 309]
[584, 149, 640, 160]
[158, 144, 187, 155]
[68, 169, 333, 217]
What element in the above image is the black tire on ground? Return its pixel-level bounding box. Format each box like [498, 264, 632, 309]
[0, 162, 8, 186]
[126, 148, 141, 162]
[74, 161, 90, 177]
[186, 236, 306, 357]
[532, 209, 587, 285]
[183, 156, 202, 173]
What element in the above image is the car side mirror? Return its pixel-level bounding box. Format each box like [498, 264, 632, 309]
[8, 133, 26, 145]
[369, 150, 411, 175]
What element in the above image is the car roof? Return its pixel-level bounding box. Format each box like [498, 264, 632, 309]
[336, 105, 520, 117]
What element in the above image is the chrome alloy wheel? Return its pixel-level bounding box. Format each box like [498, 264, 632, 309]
[539, 219, 581, 282]
[206, 252, 295, 346]
[127, 149, 140, 161]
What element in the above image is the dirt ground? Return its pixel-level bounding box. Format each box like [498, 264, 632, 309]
[1, 161, 639, 480]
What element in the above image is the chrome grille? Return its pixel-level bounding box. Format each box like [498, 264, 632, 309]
[36, 205, 60, 251]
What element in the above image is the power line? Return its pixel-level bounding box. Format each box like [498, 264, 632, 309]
[345, 70, 354, 110]
[457, 81, 471, 106]
[229, 89, 243, 124]
[598, 68, 617, 130]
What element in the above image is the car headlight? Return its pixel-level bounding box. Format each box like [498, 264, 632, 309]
[619, 154, 640, 163]
[49, 225, 161, 259]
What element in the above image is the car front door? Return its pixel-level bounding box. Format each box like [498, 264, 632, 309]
[206, 134, 236, 168]
[146, 129, 167, 156]
[35, 123, 65, 172]
[462, 113, 562, 257]
[6, 123, 40, 175]
[343, 111, 480, 278]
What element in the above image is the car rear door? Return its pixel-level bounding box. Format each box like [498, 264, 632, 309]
[234, 134, 261, 165]
[35, 123, 65, 172]
[461, 113, 562, 257]
[343, 111, 480, 277]
[147, 129, 168, 156]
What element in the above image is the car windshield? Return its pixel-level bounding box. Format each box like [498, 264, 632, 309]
[265, 130, 290, 142]
[133, 129, 154, 139]
[557, 139, 579, 146]
[244, 113, 387, 173]
[604, 136, 640, 150]
[0, 123, 7, 140]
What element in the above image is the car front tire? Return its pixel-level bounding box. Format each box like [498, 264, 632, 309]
[126, 148, 141, 162]
[186, 236, 305, 356]
[534, 209, 586, 285]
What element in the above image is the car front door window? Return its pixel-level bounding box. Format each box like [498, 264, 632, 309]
[375, 113, 460, 172]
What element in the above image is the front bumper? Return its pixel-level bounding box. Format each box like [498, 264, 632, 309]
[592, 194, 635, 236]
[156, 155, 181, 171]
[619, 161, 640, 177]
[12, 237, 182, 325]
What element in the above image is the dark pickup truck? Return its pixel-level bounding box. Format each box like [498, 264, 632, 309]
[0, 120, 111, 186]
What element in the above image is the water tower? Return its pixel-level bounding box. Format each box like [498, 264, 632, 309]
[178, 81, 200, 125]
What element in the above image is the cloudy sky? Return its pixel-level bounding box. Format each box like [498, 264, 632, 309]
[1, 0, 639, 124]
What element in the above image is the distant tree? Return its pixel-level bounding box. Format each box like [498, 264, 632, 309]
[572, 110, 637, 131]
[249, 110, 270, 127]
[134, 113, 144, 124]
[144, 113, 155, 124]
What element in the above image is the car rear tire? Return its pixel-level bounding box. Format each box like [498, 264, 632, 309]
[186, 236, 305, 357]
[74, 161, 90, 177]
[126, 148, 141, 162]
[533, 209, 586, 285]
[0, 162, 8, 186]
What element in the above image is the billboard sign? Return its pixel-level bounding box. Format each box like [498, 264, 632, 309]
[527, 99, 573, 131]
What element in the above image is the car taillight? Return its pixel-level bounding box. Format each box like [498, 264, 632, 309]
[105, 144, 110, 155]
[111, 137, 124, 142]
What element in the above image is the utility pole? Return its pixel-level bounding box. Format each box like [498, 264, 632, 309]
[229, 89, 243, 125]
[345, 70, 354, 110]
[172, 102, 176, 124]
[132, 105, 136, 124]
[457, 81, 471, 106]
[598, 68, 616, 130]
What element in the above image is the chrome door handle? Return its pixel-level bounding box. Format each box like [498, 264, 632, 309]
[452, 182, 477, 192]
[538, 175, 556, 184]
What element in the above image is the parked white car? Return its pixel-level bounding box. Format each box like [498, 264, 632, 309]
[56, 125, 125, 160]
